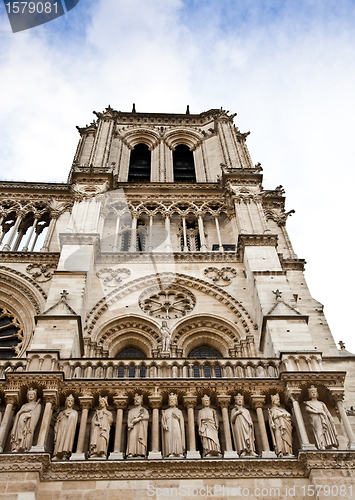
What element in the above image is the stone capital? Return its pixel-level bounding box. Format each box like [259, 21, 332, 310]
[183, 395, 197, 409]
[217, 395, 231, 409]
[285, 385, 302, 403]
[149, 394, 163, 409]
[113, 395, 128, 410]
[78, 395, 93, 410]
[251, 394, 266, 409]
[328, 388, 345, 403]
[42, 389, 59, 408]
[4, 389, 20, 408]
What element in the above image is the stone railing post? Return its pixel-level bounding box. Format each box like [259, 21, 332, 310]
[183, 395, 200, 458]
[286, 387, 316, 451]
[109, 394, 127, 460]
[31, 389, 58, 452]
[0, 390, 20, 452]
[70, 394, 93, 460]
[217, 395, 238, 458]
[330, 389, 355, 450]
[251, 394, 276, 458]
[148, 393, 163, 459]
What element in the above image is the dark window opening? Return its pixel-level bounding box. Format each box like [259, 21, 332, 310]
[193, 365, 200, 378]
[173, 145, 196, 182]
[188, 345, 222, 359]
[212, 244, 236, 252]
[128, 366, 136, 378]
[115, 346, 147, 359]
[128, 143, 151, 182]
[0, 307, 23, 358]
[214, 365, 222, 378]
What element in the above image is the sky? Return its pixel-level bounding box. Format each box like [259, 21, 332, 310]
[0, 0, 355, 353]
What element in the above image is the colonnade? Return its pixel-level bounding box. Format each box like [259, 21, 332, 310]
[0, 212, 55, 252]
[1, 386, 354, 457]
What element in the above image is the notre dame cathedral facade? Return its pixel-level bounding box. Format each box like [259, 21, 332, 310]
[0, 106, 354, 499]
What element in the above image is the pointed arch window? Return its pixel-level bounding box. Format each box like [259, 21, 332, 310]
[128, 143, 151, 182]
[173, 145, 196, 182]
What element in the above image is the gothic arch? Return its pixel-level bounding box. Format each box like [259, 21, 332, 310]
[121, 128, 160, 150]
[0, 267, 46, 357]
[164, 128, 203, 150]
[91, 315, 161, 358]
[85, 272, 256, 337]
[172, 314, 241, 357]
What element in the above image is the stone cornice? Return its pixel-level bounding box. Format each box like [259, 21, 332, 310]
[0, 252, 60, 265]
[0, 451, 354, 480]
[237, 234, 278, 259]
[98, 251, 239, 264]
[281, 371, 346, 386]
[0, 181, 70, 192]
[280, 258, 306, 271]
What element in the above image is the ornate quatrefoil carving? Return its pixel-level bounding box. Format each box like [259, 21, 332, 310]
[97, 268, 131, 287]
[204, 267, 237, 286]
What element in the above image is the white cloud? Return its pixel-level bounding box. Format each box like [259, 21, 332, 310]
[0, 0, 355, 352]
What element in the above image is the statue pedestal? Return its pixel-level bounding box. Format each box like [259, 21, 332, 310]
[148, 451, 162, 459]
[70, 452, 86, 461]
[261, 451, 277, 458]
[30, 445, 46, 453]
[223, 450, 239, 459]
[186, 450, 201, 459]
[109, 451, 124, 460]
[301, 443, 317, 451]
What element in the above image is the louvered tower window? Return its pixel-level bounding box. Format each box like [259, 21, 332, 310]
[173, 145, 196, 182]
[128, 144, 151, 182]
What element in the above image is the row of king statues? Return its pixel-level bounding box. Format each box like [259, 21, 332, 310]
[7, 387, 339, 459]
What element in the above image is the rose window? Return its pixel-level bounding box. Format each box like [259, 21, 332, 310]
[139, 287, 195, 319]
[0, 307, 24, 358]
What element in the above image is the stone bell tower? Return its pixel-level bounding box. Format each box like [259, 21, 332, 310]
[0, 105, 354, 499]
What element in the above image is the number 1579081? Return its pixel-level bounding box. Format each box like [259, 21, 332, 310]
[5, 2, 58, 14]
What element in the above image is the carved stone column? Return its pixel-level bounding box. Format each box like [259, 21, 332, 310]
[70, 394, 93, 460]
[182, 216, 188, 252]
[164, 215, 172, 251]
[251, 395, 276, 458]
[22, 216, 39, 251]
[40, 217, 57, 252]
[148, 393, 162, 459]
[330, 390, 355, 450]
[148, 216, 153, 252]
[112, 215, 121, 252]
[217, 395, 238, 458]
[129, 216, 137, 252]
[214, 217, 224, 252]
[0, 390, 20, 452]
[286, 387, 316, 451]
[198, 216, 207, 252]
[31, 389, 58, 452]
[3, 213, 22, 251]
[109, 394, 128, 460]
[183, 395, 200, 458]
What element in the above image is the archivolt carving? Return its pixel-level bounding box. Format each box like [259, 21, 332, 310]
[173, 315, 241, 356]
[92, 316, 161, 357]
[118, 127, 161, 150]
[164, 128, 204, 150]
[85, 272, 256, 337]
[0, 268, 45, 356]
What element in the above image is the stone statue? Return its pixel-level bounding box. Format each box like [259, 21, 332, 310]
[53, 394, 78, 460]
[197, 395, 221, 457]
[162, 393, 185, 458]
[160, 320, 172, 353]
[230, 393, 257, 457]
[268, 393, 294, 457]
[305, 386, 339, 450]
[10, 387, 42, 452]
[126, 393, 149, 458]
[89, 396, 113, 458]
